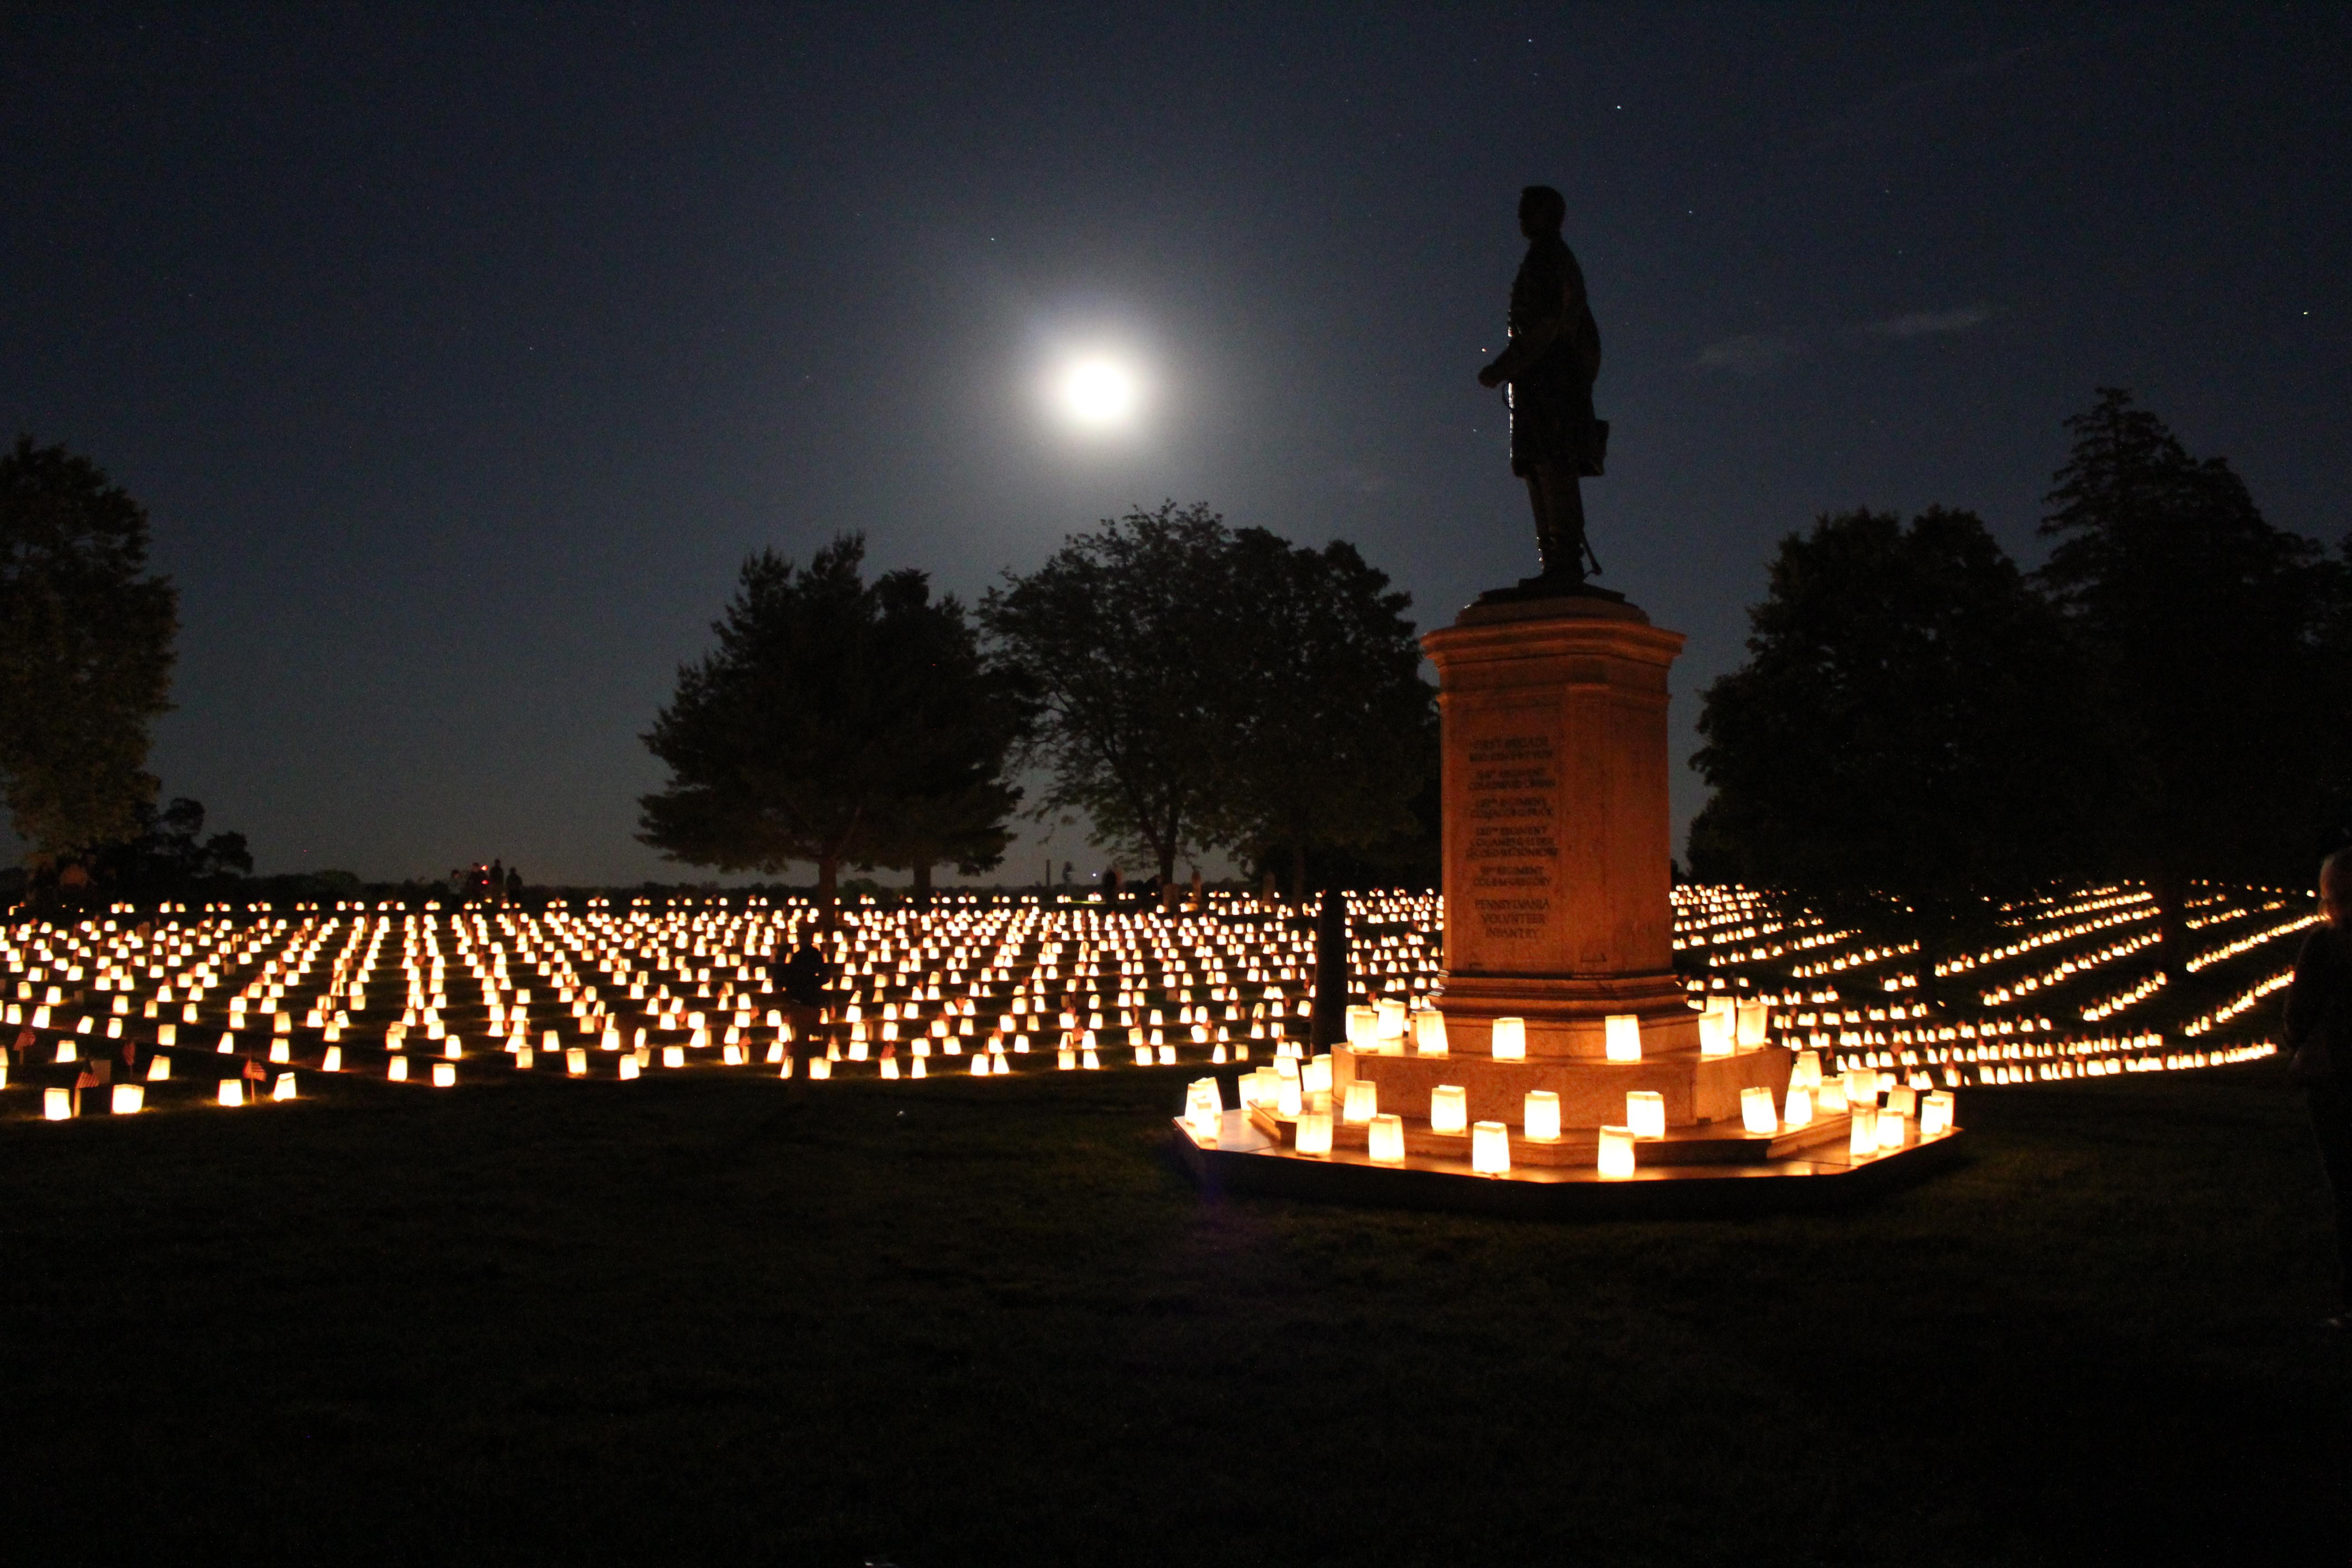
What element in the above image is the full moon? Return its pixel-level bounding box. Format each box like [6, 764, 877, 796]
[1058, 357, 1140, 428]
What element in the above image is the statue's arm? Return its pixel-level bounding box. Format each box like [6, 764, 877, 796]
[1477, 263, 1574, 387]
[1479, 313, 1563, 386]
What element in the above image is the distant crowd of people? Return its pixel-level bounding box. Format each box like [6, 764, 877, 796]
[454, 859, 526, 904]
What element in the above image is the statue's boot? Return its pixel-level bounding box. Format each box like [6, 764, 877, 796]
[1537, 525, 1587, 584]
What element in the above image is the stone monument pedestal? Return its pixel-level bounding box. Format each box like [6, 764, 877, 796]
[1348, 589, 1726, 1129]
[1173, 584, 1962, 1214]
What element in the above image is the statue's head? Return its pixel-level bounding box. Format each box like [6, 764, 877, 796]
[1518, 185, 1566, 235]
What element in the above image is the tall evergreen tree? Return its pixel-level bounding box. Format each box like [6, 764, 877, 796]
[1217, 528, 1435, 900]
[1690, 506, 2099, 963]
[639, 535, 1022, 921]
[2038, 388, 2334, 967]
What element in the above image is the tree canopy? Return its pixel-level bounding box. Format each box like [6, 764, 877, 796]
[980, 503, 1240, 884]
[639, 535, 1024, 918]
[1690, 506, 2099, 941]
[0, 437, 178, 866]
[88, 796, 252, 895]
[1690, 390, 2352, 977]
[2037, 389, 2343, 955]
[980, 502, 1434, 891]
[1215, 528, 1435, 897]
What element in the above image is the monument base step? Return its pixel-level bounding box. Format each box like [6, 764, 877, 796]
[1175, 1110, 1965, 1219]
[1247, 1100, 1852, 1166]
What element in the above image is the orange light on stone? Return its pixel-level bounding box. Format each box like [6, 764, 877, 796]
[1490, 1015, 1527, 1060]
[1523, 1089, 1561, 1142]
[1343, 1079, 1378, 1122]
[1470, 1120, 1510, 1175]
[1367, 1112, 1406, 1163]
[1597, 1125, 1635, 1178]
[1740, 1085, 1778, 1135]
[1429, 1083, 1468, 1134]
[1604, 1014, 1642, 1062]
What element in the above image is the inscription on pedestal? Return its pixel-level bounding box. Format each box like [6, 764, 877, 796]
[1464, 732, 1558, 948]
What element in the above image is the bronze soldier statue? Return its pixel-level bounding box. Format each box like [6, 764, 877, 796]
[1477, 185, 1607, 583]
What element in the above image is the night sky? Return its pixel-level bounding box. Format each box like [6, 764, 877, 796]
[7, 5, 2347, 886]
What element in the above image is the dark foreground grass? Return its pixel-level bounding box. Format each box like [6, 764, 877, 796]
[4, 1062, 2347, 1566]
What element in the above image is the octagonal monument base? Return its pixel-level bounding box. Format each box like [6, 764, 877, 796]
[1171, 1107, 1965, 1220]
[1169, 587, 1965, 1216]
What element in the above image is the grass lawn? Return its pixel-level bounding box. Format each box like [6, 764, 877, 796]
[4, 1060, 2346, 1565]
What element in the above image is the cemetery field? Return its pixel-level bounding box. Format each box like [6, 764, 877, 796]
[3, 1059, 2345, 1566]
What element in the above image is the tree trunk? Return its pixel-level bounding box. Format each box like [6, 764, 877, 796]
[911, 860, 933, 907]
[2151, 862, 2185, 980]
[1158, 846, 1176, 885]
[1289, 842, 1308, 909]
[817, 855, 839, 930]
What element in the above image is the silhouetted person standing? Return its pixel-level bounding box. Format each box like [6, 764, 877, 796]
[2288, 848, 2352, 1328]
[1478, 184, 1605, 582]
[1310, 888, 1352, 1052]
[774, 940, 832, 1067]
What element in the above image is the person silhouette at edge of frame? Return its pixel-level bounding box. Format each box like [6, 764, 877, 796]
[2286, 847, 2352, 1328]
[1310, 883, 1352, 1054]
[775, 940, 833, 1069]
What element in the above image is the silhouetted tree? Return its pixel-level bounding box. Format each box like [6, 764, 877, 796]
[2038, 388, 2336, 969]
[1690, 507, 2100, 966]
[1218, 529, 1436, 900]
[639, 535, 1023, 923]
[0, 437, 178, 867]
[853, 590, 1031, 903]
[980, 503, 1240, 884]
[88, 796, 252, 894]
